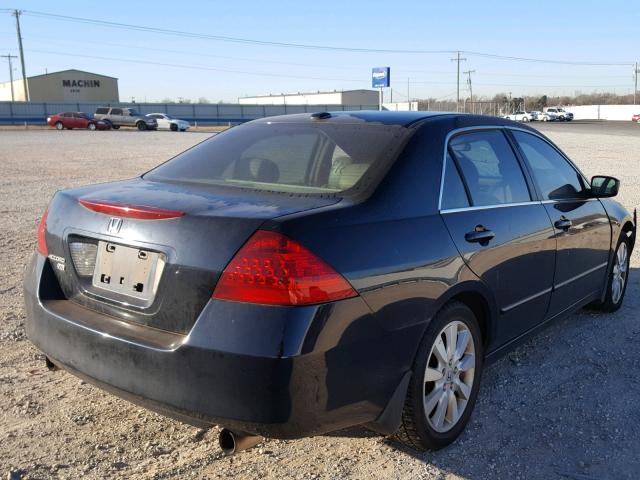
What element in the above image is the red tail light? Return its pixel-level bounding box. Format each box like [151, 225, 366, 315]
[212, 230, 357, 306]
[37, 206, 49, 256]
[79, 199, 185, 220]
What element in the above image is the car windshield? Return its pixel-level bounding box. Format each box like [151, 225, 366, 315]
[145, 122, 409, 195]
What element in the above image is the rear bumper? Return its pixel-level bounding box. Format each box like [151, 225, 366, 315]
[24, 254, 415, 438]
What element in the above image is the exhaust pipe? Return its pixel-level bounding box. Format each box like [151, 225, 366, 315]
[45, 357, 59, 371]
[218, 428, 262, 455]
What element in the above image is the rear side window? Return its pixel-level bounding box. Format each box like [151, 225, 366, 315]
[449, 130, 530, 207]
[441, 153, 470, 210]
[111, 108, 123, 115]
[512, 131, 586, 200]
[95, 107, 108, 114]
[145, 123, 409, 195]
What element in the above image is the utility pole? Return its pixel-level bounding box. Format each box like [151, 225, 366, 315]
[13, 10, 29, 101]
[1, 54, 17, 101]
[464, 69, 475, 113]
[407, 78, 410, 110]
[450, 51, 467, 112]
[634, 62, 639, 105]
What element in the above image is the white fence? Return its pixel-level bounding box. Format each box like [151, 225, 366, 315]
[566, 105, 640, 121]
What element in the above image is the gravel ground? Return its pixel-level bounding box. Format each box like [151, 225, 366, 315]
[1, 125, 639, 480]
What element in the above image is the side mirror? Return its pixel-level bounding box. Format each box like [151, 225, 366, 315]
[591, 176, 620, 198]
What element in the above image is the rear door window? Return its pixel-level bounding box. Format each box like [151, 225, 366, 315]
[449, 130, 531, 207]
[145, 122, 409, 195]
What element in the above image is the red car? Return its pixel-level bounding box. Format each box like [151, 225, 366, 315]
[47, 112, 110, 131]
[632, 113, 640, 123]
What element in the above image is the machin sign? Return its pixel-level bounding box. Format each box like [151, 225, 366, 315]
[62, 79, 101, 88]
[372, 67, 390, 88]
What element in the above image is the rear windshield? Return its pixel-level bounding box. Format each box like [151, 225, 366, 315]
[144, 122, 409, 195]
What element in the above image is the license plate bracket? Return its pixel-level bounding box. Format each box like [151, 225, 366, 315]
[92, 241, 165, 302]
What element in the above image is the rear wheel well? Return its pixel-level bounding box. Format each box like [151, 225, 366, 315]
[449, 291, 491, 349]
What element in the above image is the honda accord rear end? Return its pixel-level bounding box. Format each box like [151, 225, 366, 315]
[24, 112, 421, 439]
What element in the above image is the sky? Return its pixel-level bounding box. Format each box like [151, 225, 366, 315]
[0, 1, 638, 103]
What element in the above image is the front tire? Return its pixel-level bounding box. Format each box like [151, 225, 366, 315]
[88, 123, 97, 131]
[395, 301, 483, 450]
[136, 121, 147, 131]
[55, 122, 63, 130]
[170, 123, 178, 132]
[591, 234, 631, 312]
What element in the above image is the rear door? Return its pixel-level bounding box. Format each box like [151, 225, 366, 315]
[72, 113, 86, 128]
[510, 130, 611, 316]
[440, 128, 556, 346]
[110, 108, 124, 126]
[61, 112, 74, 128]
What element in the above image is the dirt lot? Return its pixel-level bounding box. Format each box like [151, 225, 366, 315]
[1, 123, 639, 480]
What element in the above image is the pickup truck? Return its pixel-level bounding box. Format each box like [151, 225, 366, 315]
[94, 107, 158, 131]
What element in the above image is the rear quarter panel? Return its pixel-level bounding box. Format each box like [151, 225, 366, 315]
[268, 118, 498, 371]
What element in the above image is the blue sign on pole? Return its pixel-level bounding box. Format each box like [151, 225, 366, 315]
[372, 67, 390, 88]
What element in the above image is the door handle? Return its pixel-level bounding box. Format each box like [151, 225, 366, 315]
[554, 217, 572, 230]
[465, 226, 495, 244]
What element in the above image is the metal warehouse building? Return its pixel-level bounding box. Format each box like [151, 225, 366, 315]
[0, 69, 119, 102]
[238, 89, 379, 106]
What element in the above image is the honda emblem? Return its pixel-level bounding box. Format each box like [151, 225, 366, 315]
[107, 217, 123, 234]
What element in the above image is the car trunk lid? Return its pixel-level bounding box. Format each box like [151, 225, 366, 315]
[43, 178, 340, 334]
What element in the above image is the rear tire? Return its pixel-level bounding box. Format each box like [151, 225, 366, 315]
[137, 121, 147, 131]
[112, 125, 120, 130]
[590, 234, 631, 312]
[394, 301, 483, 450]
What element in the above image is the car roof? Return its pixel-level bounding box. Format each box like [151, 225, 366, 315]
[250, 110, 454, 127]
[250, 111, 525, 128]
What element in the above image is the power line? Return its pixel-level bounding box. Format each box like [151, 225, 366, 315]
[21, 48, 635, 90]
[3, 8, 634, 66]
[24, 48, 365, 83]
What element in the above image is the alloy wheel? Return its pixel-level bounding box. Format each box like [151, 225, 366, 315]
[611, 242, 628, 304]
[423, 320, 476, 432]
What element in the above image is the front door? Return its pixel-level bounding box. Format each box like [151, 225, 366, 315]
[510, 130, 611, 316]
[440, 129, 556, 347]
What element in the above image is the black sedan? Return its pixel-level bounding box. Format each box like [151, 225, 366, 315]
[24, 112, 636, 452]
